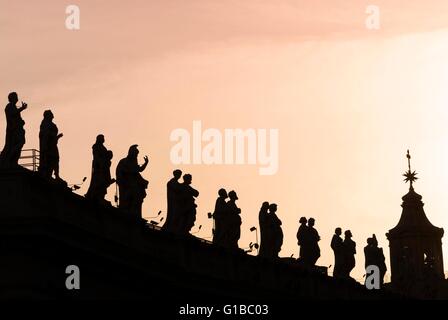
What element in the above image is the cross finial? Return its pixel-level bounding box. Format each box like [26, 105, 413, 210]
[403, 149, 418, 190]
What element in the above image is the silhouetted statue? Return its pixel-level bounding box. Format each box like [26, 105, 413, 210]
[163, 169, 182, 232]
[364, 234, 387, 286]
[364, 237, 375, 280]
[258, 202, 271, 257]
[116, 145, 149, 218]
[297, 217, 320, 266]
[212, 188, 228, 245]
[177, 173, 199, 234]
[224, 190, 241, 249]
[373, 236, 386, 279]
[342, 230, 356, 278]
[85, 135, 115, 203]
[331, 227, 344, 278]
[259, 202, 283, 258]
[0, 92, 27, 168]
[297, 217, 308, 261]
[269, 204, 284, 258]
[38, 110, 63, 179]
[307, 218, 321, 265]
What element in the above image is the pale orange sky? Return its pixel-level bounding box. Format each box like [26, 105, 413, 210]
[3, 0, 448, 281]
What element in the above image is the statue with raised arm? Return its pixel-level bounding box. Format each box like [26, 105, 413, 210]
[0, 92, 27, 168]
[86, 134, 115, 203]
[38, 110, 63, 179]
[116, 145, 149, 219]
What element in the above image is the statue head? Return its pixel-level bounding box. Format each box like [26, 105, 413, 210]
[8, 92, 18, 104]
[218, 188, 227, 198]
[269, 203, 277, 213]
[228, 190, 238, 201]
[345, 230, 352, 238]
[183, 173, 192, 184]
[261, 201, 270, 211]
[96, 134, 105, 144]
[43, 110, 54, 120]
[299, 217, 307, 224]
[127, 144, 139, 158]
[173, 169, 182, 179]
[308, 217, 315, 227]
[335, 227, 342, 236]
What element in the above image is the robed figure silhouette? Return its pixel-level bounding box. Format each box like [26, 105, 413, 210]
[212, 188, 228, 245]
[297, 217, 320, 266]
[364, 234, 387, 286]
[306, 218, 321, 265]
[297, 217, 308, 261]
[258, 202, 271, 257]
[0, 92, 27, 168]
[177, 173, 199, 235]
[85, 134, 115, 203]
[163, 169, 182, 232]
[270, 204, 284, 258]
[331, 227, 344, 278]
[38, 110, 63, 179]
[116, 145, 149, 218]
[374, 236, 387, 284]
[223, 190, 242, 249]
[259, 203, 283, 258]
[342, 230, 356, 278]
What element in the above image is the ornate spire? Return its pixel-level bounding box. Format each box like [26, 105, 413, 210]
[403, 149, 418, 191]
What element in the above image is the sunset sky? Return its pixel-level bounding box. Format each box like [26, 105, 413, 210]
[3, 0, 448, 280]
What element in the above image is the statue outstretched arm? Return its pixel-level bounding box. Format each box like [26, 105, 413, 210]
[139, 155, 149, 172]
[18, 101, 28, 112]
